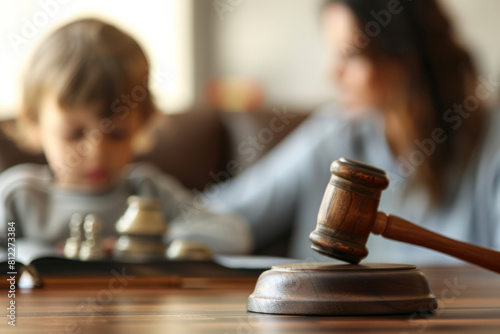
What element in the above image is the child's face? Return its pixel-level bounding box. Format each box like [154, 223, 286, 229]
[36, 94, 143, 192]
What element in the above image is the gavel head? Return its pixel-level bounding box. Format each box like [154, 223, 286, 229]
[309, 158, 389, 264]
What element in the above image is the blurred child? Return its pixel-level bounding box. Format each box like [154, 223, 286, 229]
[0, 18, 253, 256]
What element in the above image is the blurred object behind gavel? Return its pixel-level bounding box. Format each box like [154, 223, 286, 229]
[309, 158, 500, 274]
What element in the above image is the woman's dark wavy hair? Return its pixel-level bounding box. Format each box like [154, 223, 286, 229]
[324, 0, 485, 204]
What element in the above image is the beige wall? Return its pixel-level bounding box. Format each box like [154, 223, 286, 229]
[2, 0, 499, 119]
[441, 0, 500, 77]
[213, 0, 500, 110]
[0, 0, 193, 119]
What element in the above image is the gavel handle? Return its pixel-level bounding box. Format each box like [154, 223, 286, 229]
[373, 212, 500, 274]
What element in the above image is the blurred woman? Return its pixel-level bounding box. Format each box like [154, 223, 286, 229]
[207, 0, 500, 264]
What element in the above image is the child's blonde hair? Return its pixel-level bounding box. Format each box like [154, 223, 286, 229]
[12, 18, 156, 151]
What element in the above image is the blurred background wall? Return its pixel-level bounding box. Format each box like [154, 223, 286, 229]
[1, 0, 499, 118]
[207, 0, 500, 110]
[0, 0, 194, 116]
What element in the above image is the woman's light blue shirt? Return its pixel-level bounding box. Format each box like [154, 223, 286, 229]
[208, 104, 500, 265]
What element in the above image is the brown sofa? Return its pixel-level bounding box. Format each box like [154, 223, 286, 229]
[0, 108, 309, 255]
[0, 109, 308, 190]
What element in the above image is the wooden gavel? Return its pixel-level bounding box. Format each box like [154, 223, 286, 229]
[309, 157, 500, 273]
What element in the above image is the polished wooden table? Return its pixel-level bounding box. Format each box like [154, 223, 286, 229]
[1, 265, 499, 334]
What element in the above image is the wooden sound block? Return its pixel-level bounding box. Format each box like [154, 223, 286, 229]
[247, 262, 437, 316]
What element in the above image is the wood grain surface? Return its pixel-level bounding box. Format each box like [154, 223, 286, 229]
[1, 266, 499, 334]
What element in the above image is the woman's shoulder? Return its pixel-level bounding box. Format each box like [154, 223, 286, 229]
[301, 103, 382, 137]
[306, 103, 351, 126]
[292, 103, 385, 156]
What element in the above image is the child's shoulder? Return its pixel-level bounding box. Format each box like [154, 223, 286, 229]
[125, 162, 172, 181]
[124, 162, 187, 194]
[0, 163, 52, 187]
[0, 163, 52, 198]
